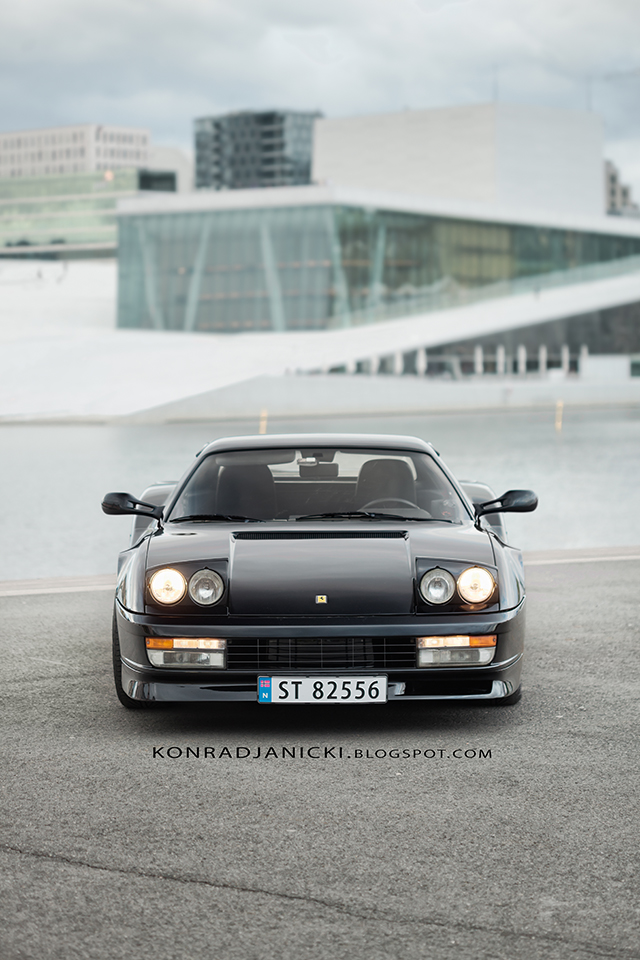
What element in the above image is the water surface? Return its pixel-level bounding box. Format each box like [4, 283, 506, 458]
[1, 407, 638, 580]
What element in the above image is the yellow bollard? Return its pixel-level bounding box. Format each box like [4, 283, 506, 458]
[259, 408, 268, 435]
[555, 400, 564, 432]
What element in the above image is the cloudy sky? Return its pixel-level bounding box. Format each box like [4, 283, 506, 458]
[2, 0, 639, 187]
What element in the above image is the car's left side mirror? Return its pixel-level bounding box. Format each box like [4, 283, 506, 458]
[475, 489, 538, 519]
[101, 491, 164, 520]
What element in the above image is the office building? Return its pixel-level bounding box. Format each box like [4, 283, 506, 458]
[605, 160, 638, 217]
[0, 124, 194, 257]
[0, 123, 150, 179]
[313, 104, 605, 218]
[194, 110, 319, 190]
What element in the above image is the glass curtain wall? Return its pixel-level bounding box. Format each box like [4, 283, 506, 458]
[0, 170, 174, 254]
[0, 170, 139, 251]
[117, 204, 640, 332]
[119, 206, 336, 332]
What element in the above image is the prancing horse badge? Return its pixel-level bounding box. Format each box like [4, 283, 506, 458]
[315, 595, 328, 604]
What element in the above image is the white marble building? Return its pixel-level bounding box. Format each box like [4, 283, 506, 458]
[313, 104, 605, 218]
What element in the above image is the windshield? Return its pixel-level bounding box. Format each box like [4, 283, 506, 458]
[168, 447, 468, 523]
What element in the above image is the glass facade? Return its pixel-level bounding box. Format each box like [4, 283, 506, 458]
[117, 203, 640, 332]
[0, 169, 175, 257]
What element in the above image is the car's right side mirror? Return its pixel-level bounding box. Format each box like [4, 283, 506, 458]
[475, 489, 538, 519]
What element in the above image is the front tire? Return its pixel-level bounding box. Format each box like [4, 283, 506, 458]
[112, 608, 154, 709]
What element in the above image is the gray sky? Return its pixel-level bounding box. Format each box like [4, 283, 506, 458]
[2, 0, 640, 188]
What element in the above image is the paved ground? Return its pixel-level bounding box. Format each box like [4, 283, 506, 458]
[1, 551, 639, 960]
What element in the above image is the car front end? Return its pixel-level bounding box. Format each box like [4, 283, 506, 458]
[107, 432, 532, 708]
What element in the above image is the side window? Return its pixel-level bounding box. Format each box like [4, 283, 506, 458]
[172, 457, 220, 518]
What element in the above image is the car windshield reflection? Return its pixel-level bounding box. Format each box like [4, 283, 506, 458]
[167, 447, 467, 523]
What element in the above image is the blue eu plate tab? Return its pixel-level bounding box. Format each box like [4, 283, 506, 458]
[258, 676, 272, 702]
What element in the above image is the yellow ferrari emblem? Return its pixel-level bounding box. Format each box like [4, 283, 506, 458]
[315, 595, 328, 604]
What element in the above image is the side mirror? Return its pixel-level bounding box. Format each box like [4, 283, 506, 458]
[101, 491, 164, 520]
[475, 489, 538, 519]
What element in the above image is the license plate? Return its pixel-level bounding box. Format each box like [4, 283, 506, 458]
[258, 675, 387, 704]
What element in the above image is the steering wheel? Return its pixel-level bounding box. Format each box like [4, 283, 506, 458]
[359, 498, 421, 512]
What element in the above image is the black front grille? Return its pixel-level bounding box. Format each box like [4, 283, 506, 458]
[227, 637, 417, 672]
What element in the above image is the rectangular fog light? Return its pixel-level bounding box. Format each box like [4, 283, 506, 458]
[146, 637, 227, 669]
[416, 635, 496, 667]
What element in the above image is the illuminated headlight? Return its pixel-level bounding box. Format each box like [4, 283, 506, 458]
[188, 569, 225, 606]
[457, 566, 496, 604]
[148, 568, 187, 604]
[146, 637, 226, 668]
[416, 635, 497, 667]
[419, 568, 456, 604]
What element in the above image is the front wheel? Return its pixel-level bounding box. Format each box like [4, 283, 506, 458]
[112, 608, 154, 709]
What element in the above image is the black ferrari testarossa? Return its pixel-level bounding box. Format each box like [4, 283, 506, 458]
[102, 433, 537, 708]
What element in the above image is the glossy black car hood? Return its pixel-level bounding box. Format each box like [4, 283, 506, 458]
[146, 522, 494, 616]
[229, 533, 413, 615]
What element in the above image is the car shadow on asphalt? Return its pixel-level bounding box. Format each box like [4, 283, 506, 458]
[111, 698, 523, 737]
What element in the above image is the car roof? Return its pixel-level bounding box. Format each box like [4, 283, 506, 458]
[198, 434, 436, 457]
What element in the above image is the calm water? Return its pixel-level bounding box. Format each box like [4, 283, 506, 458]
[1, 407, 639, 581]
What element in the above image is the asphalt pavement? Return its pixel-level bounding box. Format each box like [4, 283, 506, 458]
[1, 549, 639, 960]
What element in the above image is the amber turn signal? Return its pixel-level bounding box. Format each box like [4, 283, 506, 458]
[145, 637, 173, 649]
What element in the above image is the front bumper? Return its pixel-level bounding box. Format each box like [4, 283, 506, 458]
[114, 600, 526, 703]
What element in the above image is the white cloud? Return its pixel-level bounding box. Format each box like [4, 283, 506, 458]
[1, 0, 639, 190]
[280, 30, 349, 65]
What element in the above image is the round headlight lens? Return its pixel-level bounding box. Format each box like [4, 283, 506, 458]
[188, 569, 225, 606]
[419, 568, 456, 605]
[457, 566, 496, 604]
[149, 568, 187, 604]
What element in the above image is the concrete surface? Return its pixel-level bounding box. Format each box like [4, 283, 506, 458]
[2, 254, 640, 421]
[1, 549, 639, 959]
[126, 373, 640, 423]
[0, 259, 116, 337]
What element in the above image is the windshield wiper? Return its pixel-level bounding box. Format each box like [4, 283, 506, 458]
[296, 511, 379, 521]
[170, 514, 264, 523]
[295, 511, 459, 523]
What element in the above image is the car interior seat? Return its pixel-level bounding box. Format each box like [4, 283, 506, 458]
[216, 464, 277, 520]
[355, 458, 416, 508]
